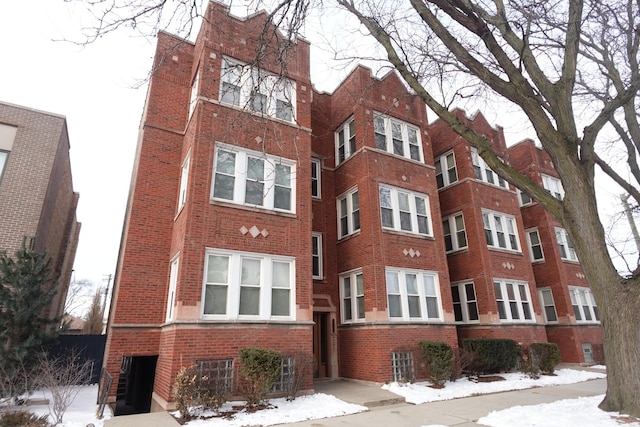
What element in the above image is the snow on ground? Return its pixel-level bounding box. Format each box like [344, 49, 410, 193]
[476, 395, 640, 427]
[28, 384, 111, 426]
[12, 367, 635, 427]
[181, 393, 366, 426]
[384, 368, 606, 404]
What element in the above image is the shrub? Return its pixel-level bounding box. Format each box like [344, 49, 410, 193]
[419, 341, 454, 387]
[0, 409, 49, 427]
[529, 343, 561, 374]
[463, 338, 519, 374]
[278, 352, 313, 401]
[238, 347, 282, 407]
[38, 350, 93, 425]
[173, 365, 228, 421]
[449, 347, 474, 381]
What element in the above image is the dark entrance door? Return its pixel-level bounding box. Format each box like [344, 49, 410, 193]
[114, 355, 158, 416]
[313, 312, 328, 378]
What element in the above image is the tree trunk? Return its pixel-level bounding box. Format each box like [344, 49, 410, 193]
[598, 277, 640, 417]
[561, 162, 640, 417]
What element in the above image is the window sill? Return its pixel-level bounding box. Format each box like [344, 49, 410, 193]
[337, 230, 361, 242]
[487, 246, 523, 256]
[446, 247, 469, 256]
[209, 199, 297, 218]
[382, 228, 434, 240]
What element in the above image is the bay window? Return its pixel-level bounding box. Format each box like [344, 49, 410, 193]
[451, 282, 479, 323]
[336, 118, 356, 164]
[340, 270, 364, 323]
[211, 143, 296, 213]
[373, 113, 422, 162]
[483, 210, 521, 252]
[435, 151, 458, 188]
[494, 280, 534, 322]
[471, 147, 508, 188]
[337, 187, 360, 238]
[443, 213, 467, 252]
[569, 287, 599, 323]
[539, 288, 558, 323]
[379, 185, 431, 237]
[555, 227, 577, 261]
[526, 229, 544, 262]
[219, 57, 296, 122]
[202, 249, 294, 320]
[386, 268, 442, 321]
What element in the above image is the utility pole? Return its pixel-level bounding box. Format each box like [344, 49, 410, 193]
[102, 273, 112, 321]
[621, 194, 640, 253]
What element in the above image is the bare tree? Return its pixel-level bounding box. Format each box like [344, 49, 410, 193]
[82, 289, 104, 335]
[69, 0, 640, 416]
[63, 278, 94, 318]
[38, 350, 93, 425]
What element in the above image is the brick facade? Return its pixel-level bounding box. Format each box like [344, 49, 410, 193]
[0, 101, 80, 320]
[104, 1, 602, 414]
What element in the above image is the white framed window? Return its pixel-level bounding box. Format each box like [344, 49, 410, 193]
[177, 151, 191, 212]
[555, 227, 577, 261]
[335, 118, 356, 165]
[386, 268, 442, 321]
[526, 228, 544, 262]
[219, 57, 296, 122]
[202, 249, 295, 320]
[494, 280, 534, 322]
[373, 114, 422, 162]
[443, 213, 467, 252]
[340, 270, 365, 323]
[211, 143, 296, 213]
[166, 256, 179, 321]
[539, 288, 558, 323]
[471, 147, 508, 188]
[451, 282, 479, 323]
[189, 69, 200, 119]
[379, 185, 431, 237]
[518, 189, 534, 206]
[542, 174, 564, 200]
[311, 158, 321, 199]
[337, 187, 360, 238]
[312, 232, 323, 280]
[482, 210, 521, 252]
[435, 151, 458, 188]
[569, 287, 599, 323]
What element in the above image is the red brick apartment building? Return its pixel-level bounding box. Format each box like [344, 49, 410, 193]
[103, 1, 601, 414]
[506, 140, 603, 363]
[0, 101, 80, 320]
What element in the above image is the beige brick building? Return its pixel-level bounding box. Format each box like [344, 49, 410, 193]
[0, 101, 80, 320]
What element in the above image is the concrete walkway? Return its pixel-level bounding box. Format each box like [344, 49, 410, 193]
[290, 377, 606, 426]
[104, 368, 607, 427]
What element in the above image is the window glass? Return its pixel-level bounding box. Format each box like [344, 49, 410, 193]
[219, 57, 296, 122]
[471, 147, 508, 188]
[379, 184, 432, 237]
[202, 250, 294, 320]
[373, 113, 423, 162]
[341, 271, 366, 323]
[386, 268, 442, 322]
[211, 144, 295, 213]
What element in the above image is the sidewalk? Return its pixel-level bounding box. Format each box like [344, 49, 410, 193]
[104, 369, 607, 427]
[288, 377, 606, 426]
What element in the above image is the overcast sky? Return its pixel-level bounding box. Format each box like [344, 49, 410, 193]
[1, 2, 156, 294]
[0, 1, 349, 300]
[1, 2, 635, 313]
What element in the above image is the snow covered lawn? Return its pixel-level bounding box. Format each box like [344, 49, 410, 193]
[11, 366, 638, 427]
[384, 368, 606, 404]
[476, 395, 640, 427]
